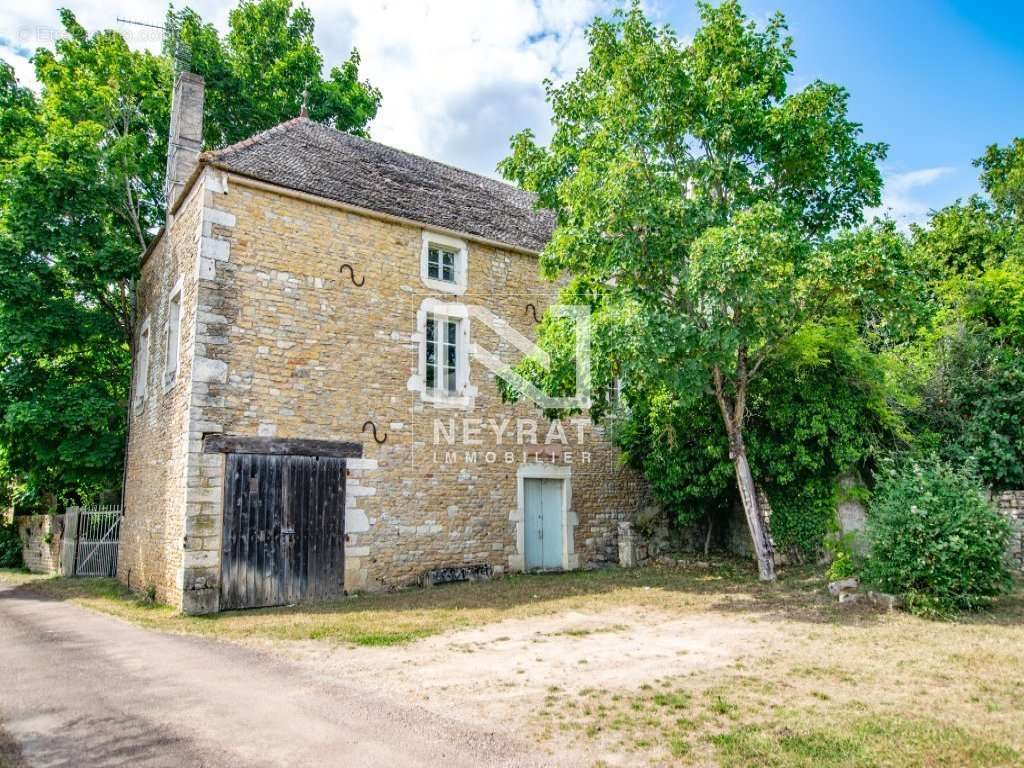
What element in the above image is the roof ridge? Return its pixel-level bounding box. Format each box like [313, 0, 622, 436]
[220, 116, 534, 200]
[207, 115, 309, 161]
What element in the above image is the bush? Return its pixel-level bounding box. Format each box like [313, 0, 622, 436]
[862, 458, 1012, 617]
[0, 521, 23, 568]
[825, 532, 859, 582]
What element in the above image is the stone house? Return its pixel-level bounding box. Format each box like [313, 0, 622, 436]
[119, 73, 649, 614]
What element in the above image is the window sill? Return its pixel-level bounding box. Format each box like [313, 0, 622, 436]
[421, 387, 476, 409]
[421, 276, 466, 296]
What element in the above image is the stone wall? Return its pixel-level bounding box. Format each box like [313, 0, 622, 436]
[993, 490, 1024, 573]
[119, 178, 205, 606]
[17, 514, 63, 574]
[124, 169, 650, 613]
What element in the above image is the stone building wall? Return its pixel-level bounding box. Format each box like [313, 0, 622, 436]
[126, 169, 650, 613]
[993, 490, 1024, 573]
[17, 514, 62, 574]
[118, 181, 205, 606]
[187, 175, 649, 604]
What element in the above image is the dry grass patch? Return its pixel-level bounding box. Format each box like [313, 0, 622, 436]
[0, 559, 818, 645]
[548, 584, 1024, 767]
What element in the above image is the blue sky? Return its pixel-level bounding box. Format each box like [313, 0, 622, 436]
[1, 0, 1021, 226]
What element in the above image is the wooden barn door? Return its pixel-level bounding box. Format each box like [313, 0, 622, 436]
[220, 454, 346, 610]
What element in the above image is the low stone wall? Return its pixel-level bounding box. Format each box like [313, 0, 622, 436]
[993, 491, 1024, 573]
[17, 514, 64, 574]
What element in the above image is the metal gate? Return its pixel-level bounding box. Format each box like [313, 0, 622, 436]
[220, 454, 346, 610]
[62, 505, 122, 577]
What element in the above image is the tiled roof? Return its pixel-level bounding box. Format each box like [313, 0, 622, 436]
[206, 117, 554, 252]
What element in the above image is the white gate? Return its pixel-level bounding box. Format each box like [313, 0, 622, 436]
[62, 505, 122, 577]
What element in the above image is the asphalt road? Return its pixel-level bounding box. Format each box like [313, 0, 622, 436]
[0, 583, 551, 768]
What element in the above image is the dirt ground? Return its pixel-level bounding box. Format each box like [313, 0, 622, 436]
[282, 607, 778, 727]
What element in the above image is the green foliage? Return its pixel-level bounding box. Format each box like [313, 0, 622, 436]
[617, 318, 904, 552]
[975, 136, 1024, 220]
[824, 533, 859, 581]
[862, 458, 1012, 617]
[0, 521, 22, 568]
[170, 0, 380, 147]
[498, 2, 917, 565]
[0, 18, 164, 501]
[0, 1, 379, 504]
[904, 137, 1024, 491]
[911, 323, 1024, 490]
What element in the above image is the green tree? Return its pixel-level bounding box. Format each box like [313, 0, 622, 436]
[0, 2, 380, 505]
[170, 0, 381, 148]
[499, 2, 918, 579]
[907, 137, 1024, 489]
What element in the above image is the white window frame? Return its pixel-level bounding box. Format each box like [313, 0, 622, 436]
[411, 299, 475, 408]
[420, 231, 467, 295]
[163, 277, 183, 390]
[133, 316, 151, 411]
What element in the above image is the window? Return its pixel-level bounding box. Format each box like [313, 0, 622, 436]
[427, 245, 457, 283]
[134, 317, 150, 409]
[413, 300, 475, 408]
[420, 232, 467, 294]
[425, 313, 459, 394]
[164, 282, 182, 387]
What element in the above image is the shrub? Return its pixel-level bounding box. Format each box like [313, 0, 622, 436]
[0, 521, 23, 568]
[825, 533, 859, 582]
[862, 458, 1012, 617]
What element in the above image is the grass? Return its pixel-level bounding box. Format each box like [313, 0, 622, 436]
[539, 575, 1024, 767]
[0, 559, 818, 645]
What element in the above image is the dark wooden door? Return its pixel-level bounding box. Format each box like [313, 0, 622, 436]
[220, 453, 346, 610]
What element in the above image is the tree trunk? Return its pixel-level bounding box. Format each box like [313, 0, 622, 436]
[731, 438, 776, 581]
[711, 362, 776, 582]
[703, 515, 714, 557]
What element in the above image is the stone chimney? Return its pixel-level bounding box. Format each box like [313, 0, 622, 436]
[165, 71, 205, 209]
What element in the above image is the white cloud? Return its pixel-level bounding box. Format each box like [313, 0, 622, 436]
[309, 0, 605, 176]
[867, 166, 955, 230]
[1, 0, 610, 177]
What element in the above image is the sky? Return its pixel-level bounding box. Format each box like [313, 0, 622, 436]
[1, 0, 1022, 228]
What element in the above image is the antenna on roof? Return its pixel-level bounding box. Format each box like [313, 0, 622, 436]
[117, 16, 192, 72]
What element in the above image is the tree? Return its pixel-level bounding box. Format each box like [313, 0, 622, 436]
[0, 20, 168, 503]
[499, 2, 916, 579]
[170, 0, 381, 148]
[0, 1, 380, 506]
[906, 137, 1024, 489]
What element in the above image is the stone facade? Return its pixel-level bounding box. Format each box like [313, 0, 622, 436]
[118, 181, 205, 607]
[122, 168, 650, 613]
[993, 490, 1024, 574]
[17, 514, 63, 574]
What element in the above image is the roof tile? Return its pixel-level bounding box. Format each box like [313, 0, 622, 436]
[207, 117, 554, 252]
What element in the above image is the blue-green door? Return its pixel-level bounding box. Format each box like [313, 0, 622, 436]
[523, 478, 564, 570]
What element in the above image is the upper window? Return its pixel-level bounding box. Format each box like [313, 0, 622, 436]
[134, 317, 151, 410]
[420, 231, 467, 295]
[427, 245, 457, 283]
[164, 281, 183, 388]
